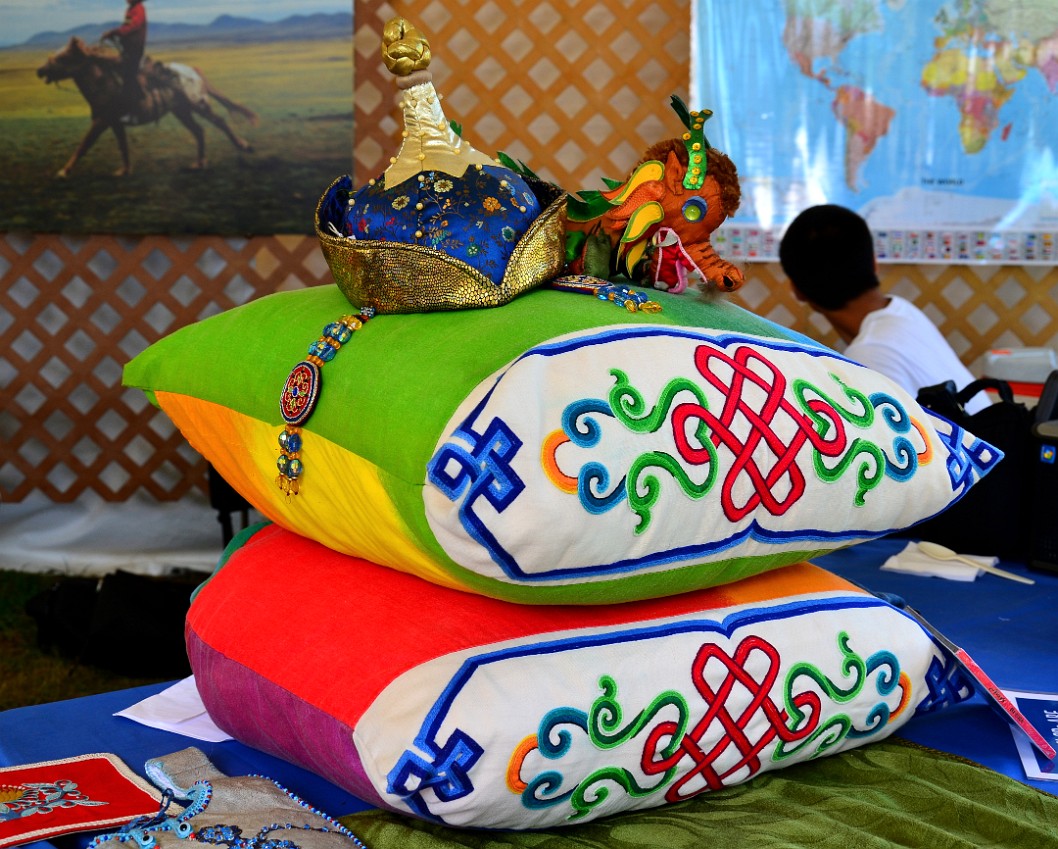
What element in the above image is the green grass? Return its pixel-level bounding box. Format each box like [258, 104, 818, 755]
[0, 570, 171, 713]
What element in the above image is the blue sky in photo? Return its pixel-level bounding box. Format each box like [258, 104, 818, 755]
[2, 1, 352, 47]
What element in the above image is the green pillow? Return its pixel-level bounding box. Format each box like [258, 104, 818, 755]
[124, 284, 1000, 603]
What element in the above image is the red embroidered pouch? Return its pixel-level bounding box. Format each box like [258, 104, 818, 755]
[0, 754, 165, 848]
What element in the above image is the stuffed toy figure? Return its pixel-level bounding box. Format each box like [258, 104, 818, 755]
[566, 96, 744, 293]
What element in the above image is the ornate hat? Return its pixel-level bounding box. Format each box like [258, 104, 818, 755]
[316, 18, 567, 314]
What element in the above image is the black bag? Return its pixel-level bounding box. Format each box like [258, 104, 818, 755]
[26, 569, 201, 678]
[899, 377, 1037, 560]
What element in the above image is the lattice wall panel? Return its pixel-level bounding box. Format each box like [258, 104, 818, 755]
[4, 232, 1058, 504]
[736, 263, 1058, 376]
[0, 233, 324, 502]
[353, 0, 691, 190]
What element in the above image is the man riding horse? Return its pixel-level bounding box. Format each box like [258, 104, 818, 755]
[37, 34, 257, 177]
[102, 0, 147, 118]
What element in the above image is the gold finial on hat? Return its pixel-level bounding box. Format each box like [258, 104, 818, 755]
[381, 17, 431, 76]
[380, 17, 495, 188]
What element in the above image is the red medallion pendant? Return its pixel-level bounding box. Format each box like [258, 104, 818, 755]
[279, 361, 321, 426]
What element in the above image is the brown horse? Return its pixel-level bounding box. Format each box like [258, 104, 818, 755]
[37, 36, 258, 177]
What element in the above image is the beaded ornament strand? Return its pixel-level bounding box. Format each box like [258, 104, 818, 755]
[549, 274, 662, 313]
[277, 309, 375, 494]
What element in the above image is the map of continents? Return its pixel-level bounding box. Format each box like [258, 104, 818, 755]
[784, 0, 1058, 190]
[783, 0, 895, 191]
[921, 1, 1058, 155]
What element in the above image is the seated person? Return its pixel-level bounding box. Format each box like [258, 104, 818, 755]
[779, 204, 989, 414]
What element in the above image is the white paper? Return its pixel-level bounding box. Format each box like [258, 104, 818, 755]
[880, 541, 995, 581]
[1004, 690, 1058, 780]
[115, 676, 233, 743]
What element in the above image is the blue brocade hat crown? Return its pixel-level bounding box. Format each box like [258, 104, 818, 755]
[316, 18, 566, 314]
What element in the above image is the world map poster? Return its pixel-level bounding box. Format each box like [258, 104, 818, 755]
[694, 0, 1058, 264]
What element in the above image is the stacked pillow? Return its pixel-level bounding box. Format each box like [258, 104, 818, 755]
[124, 284, 998, 605]
[124, 282, 994, 827]
[129, 15, 995, 829]
[185, 522, 974, 829]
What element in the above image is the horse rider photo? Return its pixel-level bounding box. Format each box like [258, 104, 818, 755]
[13, 1, 353, 234]
[37, 31, 257, 178]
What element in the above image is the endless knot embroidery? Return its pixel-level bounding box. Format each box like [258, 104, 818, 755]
[517, 631, 904, 819]
[556, 341, 919, 532]
[675, 345, 860, 522]
[639, 636, 820, 803]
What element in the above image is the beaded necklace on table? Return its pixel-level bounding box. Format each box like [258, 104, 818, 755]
[87, 777, 367, 849]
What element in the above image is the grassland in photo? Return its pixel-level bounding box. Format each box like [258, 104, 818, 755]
[0, 37, 353, 234]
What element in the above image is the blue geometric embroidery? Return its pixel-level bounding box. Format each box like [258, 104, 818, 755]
[388, 728, 485, 817]
[937, 423, 1003, 493]
[427, 414, 524, 573]
[916, 654, 974, 714]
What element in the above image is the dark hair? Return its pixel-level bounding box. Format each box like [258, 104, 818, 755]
[778, 204, 878, 310]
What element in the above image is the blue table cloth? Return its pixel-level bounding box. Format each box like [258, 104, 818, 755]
[816, 537, 1058, 791]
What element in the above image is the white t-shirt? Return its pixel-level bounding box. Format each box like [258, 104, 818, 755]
[843, 295, 990, 414]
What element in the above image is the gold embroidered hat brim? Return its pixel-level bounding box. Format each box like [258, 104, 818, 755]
[315, 177, 567, 314]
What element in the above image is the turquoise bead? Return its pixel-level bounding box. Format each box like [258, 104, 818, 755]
[278, 430, 302, 453]
[308, 340, 338, 361]
[324, 322, 354, 343]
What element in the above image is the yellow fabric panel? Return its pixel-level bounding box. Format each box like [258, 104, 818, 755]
[154, 391, 463, 590]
